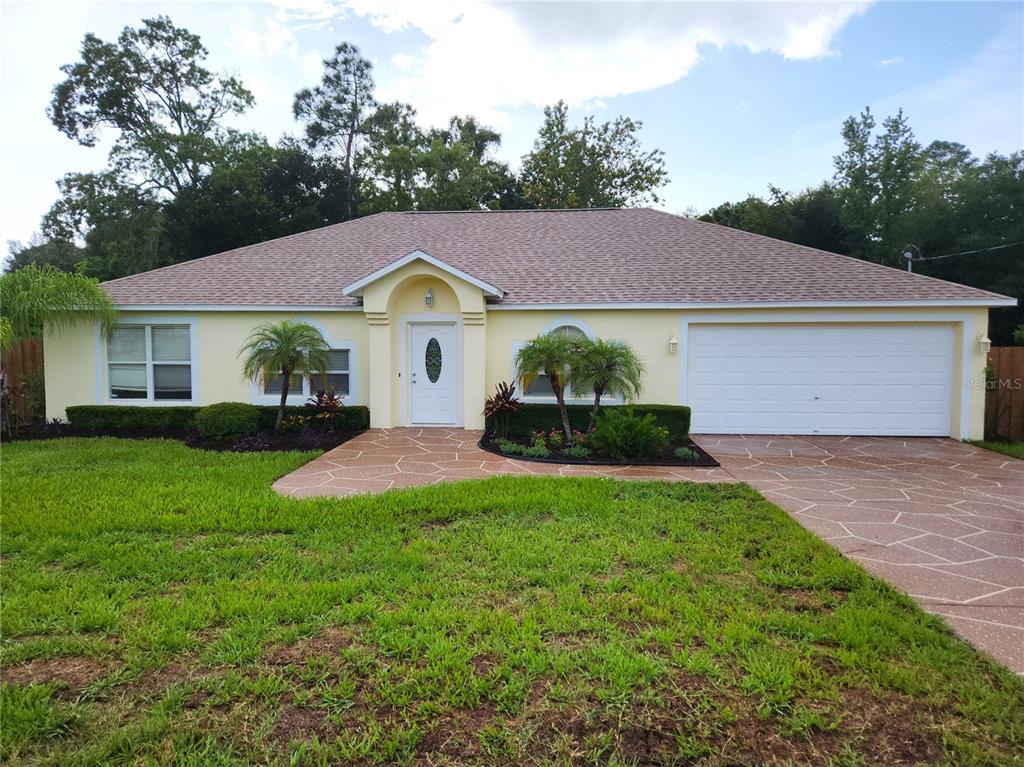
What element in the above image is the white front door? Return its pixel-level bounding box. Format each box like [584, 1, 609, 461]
[687, 324, 955, 436]
[409, 323, 458, 424]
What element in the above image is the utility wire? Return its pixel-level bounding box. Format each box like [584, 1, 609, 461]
[915, 241, 1024, 262]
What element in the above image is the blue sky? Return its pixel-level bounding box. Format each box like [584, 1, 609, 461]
[1, 1, 1021, 250]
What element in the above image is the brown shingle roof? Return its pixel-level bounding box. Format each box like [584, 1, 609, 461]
[101, 208, 1013, 306]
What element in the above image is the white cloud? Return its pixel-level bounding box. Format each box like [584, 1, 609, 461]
[880, 56, 903, 66]
[390, 52, 419, 72]
[229, 16, 300, 60]
[270, 1, 869, 126]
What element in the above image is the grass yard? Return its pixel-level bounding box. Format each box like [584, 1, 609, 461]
[1, 439, 1022, 766]
[969, 440, 1024, 461]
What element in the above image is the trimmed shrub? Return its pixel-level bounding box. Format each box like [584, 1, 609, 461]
[255, 405, 370, 432]
[497, 403, 690, 441]
[64, 404, 371, 435]
[66, 405, 200, 432]
[195, 403, 261, 441]
[589, 408, 669, 462]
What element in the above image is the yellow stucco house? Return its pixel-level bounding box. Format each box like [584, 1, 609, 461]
[45, 208, 1014, 439]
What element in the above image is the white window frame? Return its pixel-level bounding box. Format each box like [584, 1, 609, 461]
[510, 317, 619, 405]
[256, 347, 354, 403]
[97, 317, 198, 405]
[248, 319, 359, 407]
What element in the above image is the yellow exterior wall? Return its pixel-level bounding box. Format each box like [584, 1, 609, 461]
[43, 317, 96, 421]
[44, 300, 993, 440]
[44, 311, 369, 420]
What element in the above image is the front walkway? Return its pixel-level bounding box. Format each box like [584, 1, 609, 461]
[272, 428, 734, 497]
[274, 430, 1023, 672]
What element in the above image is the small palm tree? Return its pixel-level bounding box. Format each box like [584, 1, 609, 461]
[571, 338, 645, 432]
[0, 264, 117, 351]
[240, 320, 330, 430]
[515, 331, 583, 442]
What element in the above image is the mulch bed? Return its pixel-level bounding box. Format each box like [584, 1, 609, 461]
[2, 421, 362, 453]
[479, 435, 720, 467]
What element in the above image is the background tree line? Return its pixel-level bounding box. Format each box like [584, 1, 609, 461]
[7, 17, 665, 283]
[7, 16, 1021, 342]
[700, 108, 1023, 343]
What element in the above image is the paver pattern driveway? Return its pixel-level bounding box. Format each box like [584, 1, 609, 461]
[275, 430, 1023, 672]
[703, 435, 1024, 674]
[272, 428, 734, 498]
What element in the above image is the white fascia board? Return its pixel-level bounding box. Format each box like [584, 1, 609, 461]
[341, 249, 504, 298]
[116, 304, 363, 312]
[487, 298, 1017, 310]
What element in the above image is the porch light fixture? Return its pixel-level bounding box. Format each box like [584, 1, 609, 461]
[425, 288, 433, 307]
[668, 335, 679, 354]
[978, 333, 991, 354]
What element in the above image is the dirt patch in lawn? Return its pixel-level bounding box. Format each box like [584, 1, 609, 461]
[264, 626, 354, 667]
[269, 705, 332, 746]
[2, 656, 113, 694]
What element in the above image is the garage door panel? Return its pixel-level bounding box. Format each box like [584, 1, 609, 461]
[686, 325, 954, 436]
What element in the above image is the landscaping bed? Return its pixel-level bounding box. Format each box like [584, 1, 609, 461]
[484, 402, 716, 465]
[3, 420, 362, 453]
[480, 432, 719, 466]
[2, 402, 370, 453]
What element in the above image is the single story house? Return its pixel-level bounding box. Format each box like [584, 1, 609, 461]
[45, 208, 1014, 438]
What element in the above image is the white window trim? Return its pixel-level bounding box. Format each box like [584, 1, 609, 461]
[94, 316, 199, 405]
[247, 318, 360, 407]
[510, 317, 621, 406]
[252, 348, 355, 405]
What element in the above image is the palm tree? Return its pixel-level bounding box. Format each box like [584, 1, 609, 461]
[240, 320, 330, 430]
[0, 264, 117, 352]
[570, 338, 645, 432]
[514, 330, 583, 442]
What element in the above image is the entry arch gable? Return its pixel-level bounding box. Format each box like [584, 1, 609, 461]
[348, 250, 498, 314]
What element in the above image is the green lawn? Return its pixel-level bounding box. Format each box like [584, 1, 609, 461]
[1, 439, 1022, 766]
[969, 440, 1024, 461]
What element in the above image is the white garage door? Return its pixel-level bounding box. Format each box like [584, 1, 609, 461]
[687, 325, 954, 436]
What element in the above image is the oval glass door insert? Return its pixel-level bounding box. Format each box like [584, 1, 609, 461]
[425, 338, 442, 383]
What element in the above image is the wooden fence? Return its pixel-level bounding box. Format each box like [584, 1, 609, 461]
[1, 337, 44, 424]
[985, 347, 1024, 442]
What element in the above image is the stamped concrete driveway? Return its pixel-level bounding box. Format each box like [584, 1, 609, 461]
[701, 435, 1024, 673]
[275, 430, 1023, 672]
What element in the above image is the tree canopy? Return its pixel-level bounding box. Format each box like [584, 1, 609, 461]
[702, 107, 1023, 344]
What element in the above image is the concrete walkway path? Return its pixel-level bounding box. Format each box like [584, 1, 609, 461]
[274, 429, 1023, 672]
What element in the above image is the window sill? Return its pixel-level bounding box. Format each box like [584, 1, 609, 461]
[103, 400, 195, 406]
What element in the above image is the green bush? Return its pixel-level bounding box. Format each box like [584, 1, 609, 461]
[563, 445, 590, 459]
[22, 368, 46, 423]
[674, 446, 700, 461]
[195, 403, 261, 441]
[522, 443, 551, 459]
[66, 405, 200, 432]
[589, 408, 669, 462]
[63, 404, 370, 434]
[496, 403, 690, 440]
[255, 405, 370, 432]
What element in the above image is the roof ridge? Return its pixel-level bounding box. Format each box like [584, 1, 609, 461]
[400, 207, 625, 214]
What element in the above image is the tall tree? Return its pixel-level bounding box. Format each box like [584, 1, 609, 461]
[416, 117, 508, 210]
[520, 101, 667, 208]
[360, 101, 424, 213]
[6, 235, 84, 274]
[293, 43, 377, 220]
[49, 16, 252, 196]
